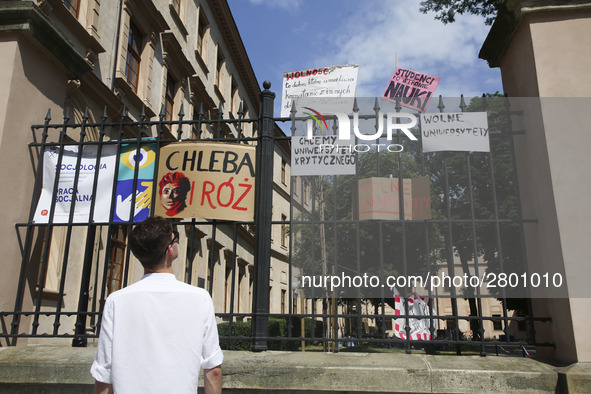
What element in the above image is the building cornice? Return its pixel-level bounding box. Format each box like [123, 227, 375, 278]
[479, 0, 591, 67]
[0, 1, 92, 78]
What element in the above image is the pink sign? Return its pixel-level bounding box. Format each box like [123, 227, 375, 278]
[383, 67, 440, 113]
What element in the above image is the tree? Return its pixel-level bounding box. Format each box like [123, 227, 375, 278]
[419, 0, 506, 25]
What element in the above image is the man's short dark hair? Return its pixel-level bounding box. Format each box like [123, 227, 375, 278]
[128, 216, 173, 269]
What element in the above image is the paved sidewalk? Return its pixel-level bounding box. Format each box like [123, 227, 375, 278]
[0, 345, 589, 393]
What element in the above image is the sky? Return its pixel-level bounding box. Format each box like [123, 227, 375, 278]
[227, 0, 503, 114]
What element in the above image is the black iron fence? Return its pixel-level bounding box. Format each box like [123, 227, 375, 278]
[1, 83, 552, 357]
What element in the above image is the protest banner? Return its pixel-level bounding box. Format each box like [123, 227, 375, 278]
[154, 141, 256, 221]
[291, 135, 356, 176]
[383, 67, 440, 112]
[420, 112, 490, 152]
[281, 64, 358, 117]
[393, 292, 437, 340]
[357, 176, 431, 220]
[33, 145, 117, 223]
[113, 142, 158, 222]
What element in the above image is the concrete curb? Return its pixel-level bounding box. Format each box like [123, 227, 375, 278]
[0, 346, 587, 393]
[556, 362, 591, 394]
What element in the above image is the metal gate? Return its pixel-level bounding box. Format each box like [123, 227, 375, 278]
[1, 83, 550, 357]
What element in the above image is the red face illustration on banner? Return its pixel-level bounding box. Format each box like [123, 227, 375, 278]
[158, 172, 191, 216]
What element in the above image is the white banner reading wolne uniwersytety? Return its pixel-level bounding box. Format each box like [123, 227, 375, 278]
[420, 112, 490, 152]
[33, 145, 117, 223]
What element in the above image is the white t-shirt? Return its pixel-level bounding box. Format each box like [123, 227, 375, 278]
[91, 273, 223, 393]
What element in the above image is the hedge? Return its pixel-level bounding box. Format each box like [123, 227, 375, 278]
[218, 321, 251, 351]
[218, 317, 324, 351]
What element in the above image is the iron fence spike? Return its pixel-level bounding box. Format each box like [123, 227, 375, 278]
[373, 97, 380, 112]
[460, 95, 467, 112]
[437, 95, 445, 112]
[353, 97, 359, 112]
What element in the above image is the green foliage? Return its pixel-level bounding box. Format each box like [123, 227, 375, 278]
[269, 317, 304, 351]
[218, 317, 310, 351]
[218, 321, 251, 351]
[303, 317, 324, 339]
[218, 318, 305, 351]
[268, 317, 287, 350]
[419, 0, 506, 25]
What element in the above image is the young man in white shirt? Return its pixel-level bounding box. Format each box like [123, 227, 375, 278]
[91, 216, 223, 394]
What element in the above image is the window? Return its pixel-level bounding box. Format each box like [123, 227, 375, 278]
[35, 228, 57, 296]
[216, 48, 225, 88]
[64, 0, 80, 17]
[224, 264, 232, 314]
[446, 319, 456, 331]
[125, 22, 143, 92]
[164, 73, 176, 122]
[230, 78, 238, 116]
[281, 214, 288, 247]
[197, 12, 209, 56]
[492, 315, 503, 331]
[171, 0, 181, 16]
[281, 289, 287, 314]
[281, 159, 286, 185]
[237, 265, 245, 314]
[292, 227, 297, 247]
[191, 104, 201, 139]
[248, 272, 253, 309]
[107, 226, 127, 295]
[241, 101, 250, 138]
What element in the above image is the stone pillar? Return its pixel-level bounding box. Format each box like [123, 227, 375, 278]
[480, 0, 591, 363]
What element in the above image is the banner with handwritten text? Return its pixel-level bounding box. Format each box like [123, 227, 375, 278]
[154, 142, 256, 221]
[420, 112, 489, 152]
[281, 64, 358, 117]
[383, 67, 440, 112]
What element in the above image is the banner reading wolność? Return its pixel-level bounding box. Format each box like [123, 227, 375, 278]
[281, 64, 359, 117]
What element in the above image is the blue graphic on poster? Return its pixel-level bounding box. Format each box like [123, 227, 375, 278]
[114, 142, 157, 222]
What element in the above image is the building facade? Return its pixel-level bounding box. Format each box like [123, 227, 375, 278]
[0, 0, 291, 344]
